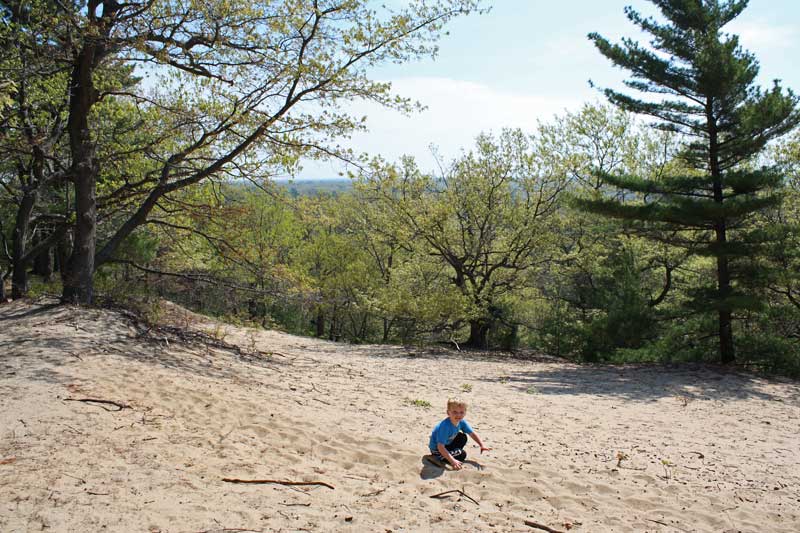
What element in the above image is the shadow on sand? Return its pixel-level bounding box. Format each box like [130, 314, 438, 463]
[419, 455, 484, 480]
[479, 363, 800, 404]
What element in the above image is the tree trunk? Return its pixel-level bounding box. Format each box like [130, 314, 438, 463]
[11, 188, 37, 299]
[61, 43, 99, 304]
[315, 309, 325, 337]
[62, 162, 97, 304]
[708, 105, 735, 364]
[716, 248, 735, 364]
[382, 317, 391, 343]
[31, 233, 54, 280]
[466, 319, 490, 349]
[55, 230, 71, 275]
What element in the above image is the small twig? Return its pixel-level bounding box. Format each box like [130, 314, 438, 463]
[62, 424, 84, 434]
[195, 520, 264, 533]
[222, 478, 334, 490]
[524, 520, 565, 533]
[263, 350, 291, 358]
[311, 397, 332, 406]
[429, 488, 479, 506]
[63, 398, 131, 411]
[85, 490, 110, 496]
[63, 473, 86, 484]
[360, 487, 387, 497]
[280, 502, 311, 507]
[646, 519, 690, 532]
[343, 474, 370, 481]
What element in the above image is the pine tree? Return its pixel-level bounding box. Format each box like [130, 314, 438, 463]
[579, 0, 800, 363]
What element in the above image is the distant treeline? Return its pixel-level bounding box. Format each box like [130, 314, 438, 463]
[274, 179, 353, 197]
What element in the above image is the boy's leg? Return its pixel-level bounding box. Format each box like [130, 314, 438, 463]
[444, 432, 468, 461]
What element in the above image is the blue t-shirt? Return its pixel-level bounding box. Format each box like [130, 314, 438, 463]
[429, 417, 473, 452]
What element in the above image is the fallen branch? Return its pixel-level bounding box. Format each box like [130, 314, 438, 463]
[429, 488, 479, 506]
[222, 478, 334, 490]
[63, 398, 131, 411]
[524, 520, 565, 533]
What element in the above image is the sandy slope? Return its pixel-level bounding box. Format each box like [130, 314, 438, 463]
[1, 298, 799, 533]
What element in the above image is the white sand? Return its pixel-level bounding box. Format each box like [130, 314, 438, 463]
[1, 298, 799, 532]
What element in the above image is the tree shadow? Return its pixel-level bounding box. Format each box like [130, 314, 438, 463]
[480, 363, 800, 404]
[0, 300, 62, 321]
[1, 299, 291, 388]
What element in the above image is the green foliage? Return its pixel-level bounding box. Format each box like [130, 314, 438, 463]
[356, 129, 565, 347]
[582, 0, 800, 364]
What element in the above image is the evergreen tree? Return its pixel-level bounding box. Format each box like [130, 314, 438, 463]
[579, 0, 800, 363]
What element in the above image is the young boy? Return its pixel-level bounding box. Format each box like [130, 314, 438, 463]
[428, 398, 491, 470]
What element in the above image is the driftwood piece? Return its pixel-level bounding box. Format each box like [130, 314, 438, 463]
[222, 478, 334, 490]
[429, 488, 479, 506]
[524, 520, 565, 533]
[63, 398, 131, 411]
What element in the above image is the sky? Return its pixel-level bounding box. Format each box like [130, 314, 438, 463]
[298, 0, 800, 179]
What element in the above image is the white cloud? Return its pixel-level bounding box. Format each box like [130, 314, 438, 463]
[299, 77, 582, 178]
[727, 20, 797, 50]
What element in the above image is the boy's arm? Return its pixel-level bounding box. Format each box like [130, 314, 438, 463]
[468, 431, 492, 452]
[437, 443, 463, 469]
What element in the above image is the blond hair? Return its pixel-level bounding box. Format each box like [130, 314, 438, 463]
[447, 397, 468, 411]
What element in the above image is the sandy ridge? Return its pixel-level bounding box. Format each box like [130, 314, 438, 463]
[1, 299, 799, 532]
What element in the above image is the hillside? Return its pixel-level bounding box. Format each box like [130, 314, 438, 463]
[1, 299, 799, 532]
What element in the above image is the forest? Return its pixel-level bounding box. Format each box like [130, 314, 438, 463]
[2, 0, 800, 376]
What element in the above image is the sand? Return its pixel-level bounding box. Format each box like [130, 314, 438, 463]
[1, 298, 799, 533]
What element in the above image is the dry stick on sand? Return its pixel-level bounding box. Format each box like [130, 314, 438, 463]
[523, 520, 566, 533]
[429, 488, 479, 506]
[196, 527, 264, 533]
[360, 487, 387, 497]
[646, 519, 690, 532]
[222, 478, 334, 490]
[63, 398, 131, 411]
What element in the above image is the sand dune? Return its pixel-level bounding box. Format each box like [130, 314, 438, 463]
[2, 298, 799, 532]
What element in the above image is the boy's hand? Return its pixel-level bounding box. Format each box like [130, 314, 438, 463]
[450, 459, 463, 470]
[480, 446, 492, 454]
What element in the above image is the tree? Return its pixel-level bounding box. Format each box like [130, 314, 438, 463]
[0, 2, 71, 299]
[532, 105, 686, 359]
[359, 130, 566, 348]
[4, 0, 482, 304]
[579, 0, 800, 363]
